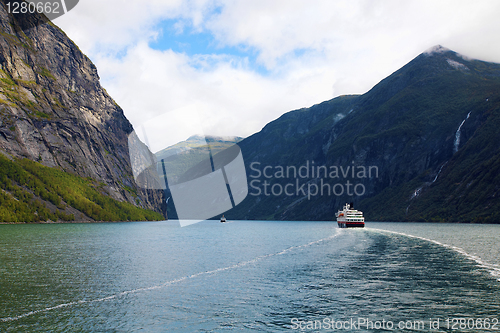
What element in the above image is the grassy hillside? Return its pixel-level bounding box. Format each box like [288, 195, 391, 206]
[0, 153, 164, 223]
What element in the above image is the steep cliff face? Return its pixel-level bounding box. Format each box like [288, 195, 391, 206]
[227, 46, 500, 222]
[0, 0, 164, 217]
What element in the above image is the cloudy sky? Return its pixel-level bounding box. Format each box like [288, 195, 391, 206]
[55, 0, 500, 152]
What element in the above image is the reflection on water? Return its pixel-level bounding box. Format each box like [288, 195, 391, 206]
[0, 221, 499, 332]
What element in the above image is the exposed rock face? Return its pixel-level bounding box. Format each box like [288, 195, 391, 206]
[0, 0, 165, 215]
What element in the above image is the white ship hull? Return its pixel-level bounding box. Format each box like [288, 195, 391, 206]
[336, 203, 365, 228]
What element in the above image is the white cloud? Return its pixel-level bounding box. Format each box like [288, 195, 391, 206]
[94, 42, 337, 150]
[54, 0, 500, 149]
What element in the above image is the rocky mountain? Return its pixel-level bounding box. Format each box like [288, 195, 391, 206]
[155, 135, 243, 162]
[224, 45, 500, 223]
[0, 0, 165, 221]
[154, 135, 243, 219]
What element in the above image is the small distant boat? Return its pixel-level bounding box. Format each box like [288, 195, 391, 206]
[336, 203, 364, 228]
[220, 215, 227, 223]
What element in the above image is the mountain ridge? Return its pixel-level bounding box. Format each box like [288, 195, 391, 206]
[222, 45, 500, 222]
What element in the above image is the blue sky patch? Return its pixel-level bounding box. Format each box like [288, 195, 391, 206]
[149, 19, 271, 75]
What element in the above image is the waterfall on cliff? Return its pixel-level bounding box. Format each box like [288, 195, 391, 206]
[454, 111, 471, 153]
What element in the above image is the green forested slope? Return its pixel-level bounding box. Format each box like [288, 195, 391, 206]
[0, 154, 164, 222]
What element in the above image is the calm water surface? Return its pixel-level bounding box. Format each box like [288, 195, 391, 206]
[0, 221, 499, 332]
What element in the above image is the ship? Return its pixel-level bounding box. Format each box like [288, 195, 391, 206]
[220, 215, 226, 223]
[336, 203, 365, 228]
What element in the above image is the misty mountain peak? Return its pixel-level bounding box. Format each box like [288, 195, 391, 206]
[423, 45, 452, 56]
[422, 45, 475, 65]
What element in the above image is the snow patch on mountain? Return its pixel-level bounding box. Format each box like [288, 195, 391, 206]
[446, 58, 470, 71]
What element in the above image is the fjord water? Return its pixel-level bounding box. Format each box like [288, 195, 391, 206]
[0, 222, 499, 332]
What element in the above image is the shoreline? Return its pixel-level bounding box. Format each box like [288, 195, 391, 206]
[0, 220, 168, 224]
[1, 220, 499, 225]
